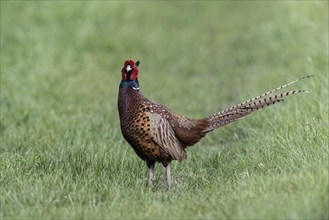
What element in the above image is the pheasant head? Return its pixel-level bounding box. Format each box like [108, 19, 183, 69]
[121, 60, 140, 81]
[120, 60, 140, 91]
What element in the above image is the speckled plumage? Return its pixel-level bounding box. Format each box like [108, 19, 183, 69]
[118, 60, 311, 187]
[118, 88, 207, 166]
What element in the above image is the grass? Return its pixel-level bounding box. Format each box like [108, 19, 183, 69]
[1, 1, 328, 219]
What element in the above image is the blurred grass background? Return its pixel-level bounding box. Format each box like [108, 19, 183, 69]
[1, 1, 328, 219]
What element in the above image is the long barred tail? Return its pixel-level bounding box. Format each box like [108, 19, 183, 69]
[204, 75, 313, 132]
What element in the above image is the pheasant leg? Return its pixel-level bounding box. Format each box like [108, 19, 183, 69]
[148, 163, 155, 187]
[166, 164, 172, 187]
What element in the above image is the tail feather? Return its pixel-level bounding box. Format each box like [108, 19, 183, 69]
[204, 76, 312, 132]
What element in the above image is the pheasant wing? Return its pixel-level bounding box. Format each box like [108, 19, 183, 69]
[146, 112, 187, 161]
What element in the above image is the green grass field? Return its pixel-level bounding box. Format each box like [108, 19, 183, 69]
[1, 1, 328, 219]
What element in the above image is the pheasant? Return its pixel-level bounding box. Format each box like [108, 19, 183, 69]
[118, 59, 311, 187]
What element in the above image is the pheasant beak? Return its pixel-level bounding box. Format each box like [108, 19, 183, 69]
[126, 64, 132, 73]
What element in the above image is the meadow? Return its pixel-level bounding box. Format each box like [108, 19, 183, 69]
[1, 1, 328, 219]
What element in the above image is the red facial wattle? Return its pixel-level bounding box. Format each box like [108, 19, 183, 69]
[121, 60, 139, 81]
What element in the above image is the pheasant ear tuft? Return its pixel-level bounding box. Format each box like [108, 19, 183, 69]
[136, 61, 140, 67]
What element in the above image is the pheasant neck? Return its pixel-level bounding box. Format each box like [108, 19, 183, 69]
[119, 79, 140, 91]
[118, 79, 145, 128]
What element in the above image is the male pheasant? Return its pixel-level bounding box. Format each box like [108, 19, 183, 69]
[118, 59, 311, 187]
